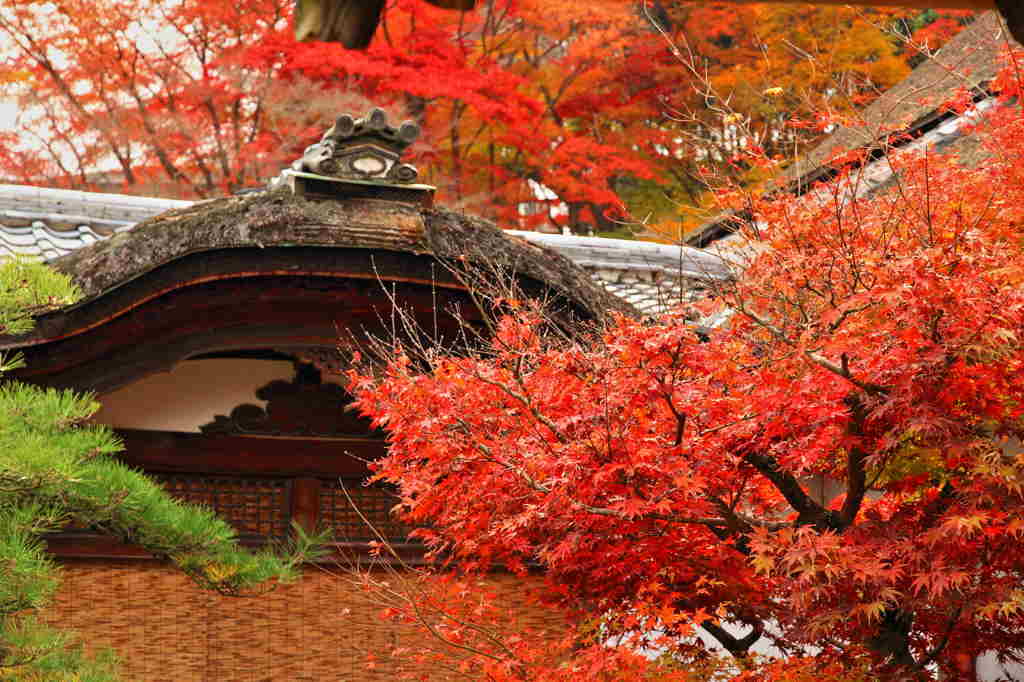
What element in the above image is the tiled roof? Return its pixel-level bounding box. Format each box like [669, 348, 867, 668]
[779, 12, 1009, 192]
[0, 185, 191, 260]
[508, 231, 728, 315]
[691, 93, 1004, 249]
[802, 95, 999, 203]
[0, 184, 726, 315]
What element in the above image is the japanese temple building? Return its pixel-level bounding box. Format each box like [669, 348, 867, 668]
[6, 13, 1022, 670]
[0, 110, 726, 679]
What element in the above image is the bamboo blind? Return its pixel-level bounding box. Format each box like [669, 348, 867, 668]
[47, 562, 562, 681]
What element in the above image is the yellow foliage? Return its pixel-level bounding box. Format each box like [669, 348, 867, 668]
[202, 562, 240, 584]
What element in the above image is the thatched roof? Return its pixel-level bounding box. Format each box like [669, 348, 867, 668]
[1, 187, 641, 352]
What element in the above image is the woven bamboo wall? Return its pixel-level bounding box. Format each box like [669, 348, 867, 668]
[47, 559, 560, 681]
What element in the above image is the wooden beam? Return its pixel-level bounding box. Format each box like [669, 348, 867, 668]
[4, 248, 470, 350]
[115, 428, 386, 477]
[14, 273, 477, 394]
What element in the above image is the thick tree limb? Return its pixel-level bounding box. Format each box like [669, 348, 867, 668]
[701, 620, 764, 658]
[839, 447, 869, 527]
[869, 609, 917, 669]
[839, 395, 870, 527]
[743, 451, 839, 530]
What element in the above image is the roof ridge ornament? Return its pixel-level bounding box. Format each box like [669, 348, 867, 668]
[297, 108, 421, 183]
[271, 107, 434, 205]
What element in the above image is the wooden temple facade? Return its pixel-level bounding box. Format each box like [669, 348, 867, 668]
[0, 111, 642, 680]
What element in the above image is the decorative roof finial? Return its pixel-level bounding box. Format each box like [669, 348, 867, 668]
[294, 108, 421, 183]
[272, 107, 433, 205]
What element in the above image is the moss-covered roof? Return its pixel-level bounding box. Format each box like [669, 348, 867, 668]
[32, 188, 631, 331]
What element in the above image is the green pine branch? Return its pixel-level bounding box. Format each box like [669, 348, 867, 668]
[0, 259, 80, 337]
[0, 259, 323, 679]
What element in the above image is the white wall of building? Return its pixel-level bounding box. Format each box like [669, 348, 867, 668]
[92, 358, 312, 432]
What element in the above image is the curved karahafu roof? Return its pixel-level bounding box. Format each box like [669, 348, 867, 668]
[0, 188, 621, 392]
[52, 192, 629, 316]
[0, 184, 730, 316]
[0, 187, 627, 340]
[0, 179, 733, 394]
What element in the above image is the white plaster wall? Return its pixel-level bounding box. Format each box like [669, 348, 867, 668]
[977, 652, 1024, 681]
[92, 358, 308, 432]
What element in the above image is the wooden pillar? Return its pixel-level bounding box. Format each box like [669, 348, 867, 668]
[290, 477, 322, 533]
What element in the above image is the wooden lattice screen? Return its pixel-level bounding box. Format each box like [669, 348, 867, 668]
[48, 431, 415, 557]
[155, 474, 293, 542]
[319, 479, 410, 543]
[153, 475, 411, 546]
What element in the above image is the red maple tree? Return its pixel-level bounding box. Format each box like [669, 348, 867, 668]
[1, 0, 971, 233]
[0, 0, 326, 196]
[349, 47, 1024, 680]
[261, 0, 964, 234]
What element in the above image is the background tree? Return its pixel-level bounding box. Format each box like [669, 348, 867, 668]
[1, 0, 972, 234]
[0, 259, 320, 680]
[256, 0, 974, 235]
[348, 47, 1024, 680]
[0, 0, 316, 196]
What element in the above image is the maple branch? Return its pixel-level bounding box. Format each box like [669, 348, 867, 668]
[913, 604, 963, 672]
[705, 525, 752, 556]
[869, 608, 917, 669]
[839, 447, 869, 528]
[708, 496, 790, 533]
[700, 620, 763, 658]
[661, 393, 688, 447]
[342, 567, 514, 671]
[734, 303, 889, 396]
[827, 302, 877, 333]
[6, 31, 137, 186]
[704, 496, 787, 556]
[698, 413, 758, 437]
[920, 481, 957, 530]
[460, 430, 728, 529]
[335, 483, 527, 672]
[471, 364, 568, 445]
[743, 451, 836, 530]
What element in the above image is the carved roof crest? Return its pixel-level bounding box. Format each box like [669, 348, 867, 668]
[292, 108, 421, 184]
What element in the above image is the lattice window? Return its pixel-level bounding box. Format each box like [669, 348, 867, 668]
[155, 474, 292, 542]
[319, 480, 411, 543]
